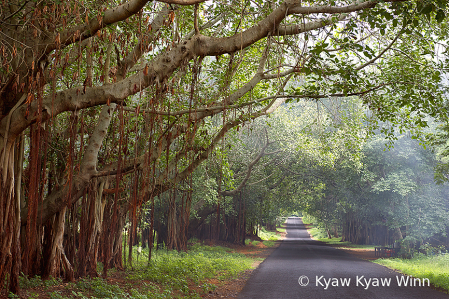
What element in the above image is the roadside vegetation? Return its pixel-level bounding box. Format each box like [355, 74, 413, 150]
[303, 215, 375, 249]
[13, 242, 264, 299]
[306, 217, 449, 293]
[246, 226, 284, 247]
[375, 254, 449, 292]
[258, 227, 284, 242]
[14, 223, 283, 299]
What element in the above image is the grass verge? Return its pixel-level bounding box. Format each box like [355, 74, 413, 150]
[258, 227, 283, 241]
[304, 217, 449, 293]
[12, 242, 267, 299]
[375, 254, 449, 292]
[245, 226, 282, 248]
[315, 237, 375, 250]
[276, 227, 286, 233]
[126, 243, 255, 297]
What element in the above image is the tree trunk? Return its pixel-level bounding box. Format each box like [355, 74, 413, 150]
[44, 207, 74, 280]
[167, 192, 176, 250]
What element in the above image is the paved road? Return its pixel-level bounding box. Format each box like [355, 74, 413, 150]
[238, 217, 449, 298]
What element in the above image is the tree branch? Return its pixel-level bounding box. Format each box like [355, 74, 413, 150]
[21, 104, 117, 225]
[117, 6, 172, 79]
[268, 174, 286, 189]
[274, 14, 346, 36]
[184, 13, 225, 40]
[355, 29, 403, 71]
[294, 83, 390, 99]
[194, 4, 200, 34]
[49, 0, 152, 54]
[220, 137, 277, 197]
[289, 0, 378, 15]
[157, 0, 207, 5]
[147, 95, 284, 198]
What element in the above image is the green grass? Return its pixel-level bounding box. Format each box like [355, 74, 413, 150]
[245, 239, 276, 247]
[308, 226, 328, 239]
[316, 237, 376, 249]
[276, 227, 286, 233]
[258, 227, 282, 241]
[262, 241, 276, 247]
[69, 276, 176, 299]
[75, 277, 135, 298]
[375, 254, 449, 292]
[127, 243, 255, 297]
[16, 243, 259, 299]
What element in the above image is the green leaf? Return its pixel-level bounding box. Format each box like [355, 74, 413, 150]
[392, 19, 398, 27]
[420, 4, 434, 15]
[435, 9, 445, 22]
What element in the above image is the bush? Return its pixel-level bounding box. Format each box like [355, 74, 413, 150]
[258, 227, 281, 241]
[262, 241, 276, 247]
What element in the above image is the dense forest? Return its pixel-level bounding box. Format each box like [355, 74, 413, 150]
[1, 0, 449, 295]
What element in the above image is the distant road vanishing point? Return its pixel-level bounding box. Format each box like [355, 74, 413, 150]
[238, 217, 449, 299]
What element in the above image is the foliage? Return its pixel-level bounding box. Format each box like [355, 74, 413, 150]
[258, 227, 282, 241]
[429, 123, 449, 183]
[262, 241, 276, 247]
[249, 240, 260, 246]
[300, 118, 449, 246]
[19, 275, 43, 289]
[48, 291, 67, 299]
[301, 215, 314, 225]
[13, 242, 259, 298]
[76, 277, 130, 298]
[308, 227, 329, 240]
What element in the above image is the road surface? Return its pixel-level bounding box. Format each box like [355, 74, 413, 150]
[238, 217, 449, 298]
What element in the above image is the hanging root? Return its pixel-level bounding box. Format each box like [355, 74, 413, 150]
[0, 136, 22, 293]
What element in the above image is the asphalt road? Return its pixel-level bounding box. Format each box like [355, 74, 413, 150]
[238, 217, 449, 299]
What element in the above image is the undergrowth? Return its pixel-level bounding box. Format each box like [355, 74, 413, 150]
[126, 243, 254, 297]
[19, 275, 62, 289]
[305, 215, 374, 249]
[15, 243, 258, 299]
[258, 227, 282, 241]
[308, 226, 328, 239]
[262, 240, 276, 247]
[66, 277, 173, 299]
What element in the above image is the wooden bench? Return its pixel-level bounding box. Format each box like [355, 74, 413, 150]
[375, 246, 399, 257]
